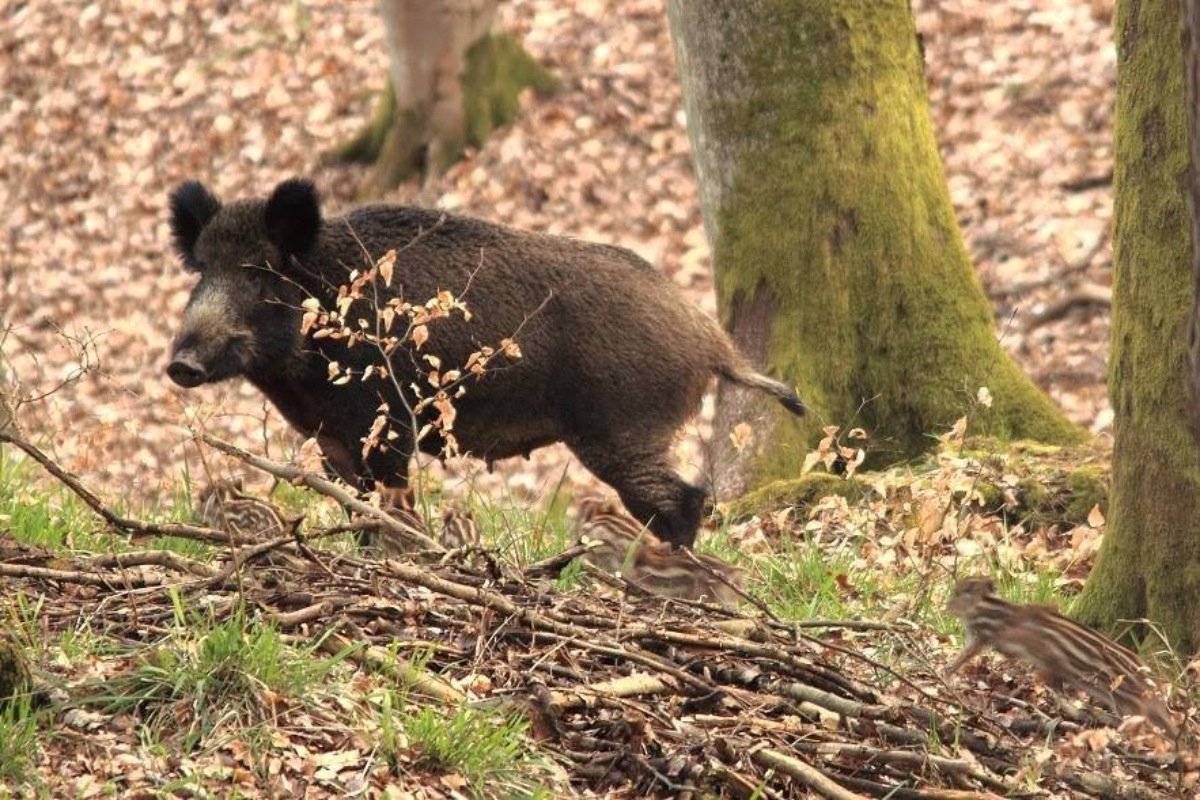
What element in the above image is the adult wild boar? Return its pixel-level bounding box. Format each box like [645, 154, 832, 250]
[166, 178, 804, 547]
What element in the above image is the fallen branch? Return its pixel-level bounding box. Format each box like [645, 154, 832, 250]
[0, 430, 251, 545]
[751, 748, 868, 800]
[0, 432, 1183, 799]
[200, 434, 443, 551]
[90, 550, 220, 578]
[0, 561, 165, 588]
[321, 631, 464, 704]
[1023, 281, 1112, 331]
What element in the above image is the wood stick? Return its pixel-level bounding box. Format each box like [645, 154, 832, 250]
[0, 430, 251, 545]
[750, 748, 867, 800]
[201, 434, 443, 551]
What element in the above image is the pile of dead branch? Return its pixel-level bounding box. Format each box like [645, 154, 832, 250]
[0, 431, 1190, 799]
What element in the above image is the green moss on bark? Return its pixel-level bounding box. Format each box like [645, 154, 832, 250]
[0, 637, 31, 710]
[692, 1, 1081, 491]
[723, 440, 1108, 528]
[1074, 0, 1200, 653]
[324, 79, 399, 166]
[965, 441, 1108, 525]
[725, 473, 864, 520]
[328, 32, 555, 194]
[459, 33, 558, 169]
[1065, 466, 1108, 522]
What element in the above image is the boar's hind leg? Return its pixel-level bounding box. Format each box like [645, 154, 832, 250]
[570, 438, 707, 549]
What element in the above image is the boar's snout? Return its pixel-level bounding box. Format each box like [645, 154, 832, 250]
[167, 351, 208, 388]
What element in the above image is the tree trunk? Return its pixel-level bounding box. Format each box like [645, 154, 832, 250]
[327, 0, 556, 197]
[1187, 0, 1200, 425]
[1075, 0, 1200, 655]
[666, 1, 1082, 500]
[0, 344, 14, 441]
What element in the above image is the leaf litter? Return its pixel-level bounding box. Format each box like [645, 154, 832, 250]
[0, 0, 1184, 796]
[1, 0, 1115, 506]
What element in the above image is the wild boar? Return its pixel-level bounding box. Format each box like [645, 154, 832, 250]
[165, 178, 804, 547]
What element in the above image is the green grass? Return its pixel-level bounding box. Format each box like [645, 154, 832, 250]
[92, 608, 344, 750]
[1, 592, 45, 652]
[0, 449, 228, 560]
[55, 619, 114, 663]
[0, 695, 41, 789]
[0, 449, 106, 551]
[471, 488, 575, 564]
[457, 482, 587, 591]
[374, 688, 557, 800]
[752, 534, 873, 620]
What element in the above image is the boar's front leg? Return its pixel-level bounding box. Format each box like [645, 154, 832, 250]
[318, 431, 411, 546]
[318, 431, 411, 491]
[570, 436, 707, 549]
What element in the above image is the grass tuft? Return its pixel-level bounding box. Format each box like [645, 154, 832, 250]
[0, 694, 41, 788]
[374, 687, 557, 800]
[93, 608, 342, 750]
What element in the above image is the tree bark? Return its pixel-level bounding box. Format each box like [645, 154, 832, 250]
[666, 0, 1082, 500]
[1187, 0, 1200, 425]
[328, 0, 556, 197]
[0, 344, 15, 442]
[1074, 0, 1200, 654]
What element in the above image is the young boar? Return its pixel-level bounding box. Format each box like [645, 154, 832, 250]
[165, 178, 804, 548]
[196, 479, 290, 538]
[946, 576, 1177, 735]
[577, 497, 745, 605]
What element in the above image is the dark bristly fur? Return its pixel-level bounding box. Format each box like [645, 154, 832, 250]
[165, 178, 805, 547]
[946, 576, 1177, 736]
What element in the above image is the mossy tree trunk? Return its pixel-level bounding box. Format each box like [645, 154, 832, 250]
[666, 0, 1082, 500]
[328, 0, 556, 197]
[1074, 0, 1200, 654]
[1187, 0, 1200, 418]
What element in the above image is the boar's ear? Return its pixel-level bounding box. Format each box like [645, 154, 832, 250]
[169, 181, 221, 270]
[264, 178, 321, 260]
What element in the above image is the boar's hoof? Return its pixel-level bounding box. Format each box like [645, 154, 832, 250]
[167, 355, 208, 388]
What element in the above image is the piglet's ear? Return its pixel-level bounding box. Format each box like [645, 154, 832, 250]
[169, 181, 221, 270]
[264, 178, 321, 258]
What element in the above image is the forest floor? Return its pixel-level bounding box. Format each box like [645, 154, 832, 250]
[3, 0, 1190, 798]
[2, 0, 1115, 504]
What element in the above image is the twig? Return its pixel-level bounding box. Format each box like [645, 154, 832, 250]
[679, 546, 780, 621]
[200, 533, 305, 589]
[801, 742, 1014, 794]
[0, 562, 164, 588]
[835, 775, 1006, 800]
[523, 543, 594, 578]
[89, 550, 220, 578]
[547, 672, 669, 708]
[320, 630, 463, 704]
[200, 434, 443, 551]
[272, 600, 351, 628]
[750, 748, 867, 800]
[0, 430, 251, 545]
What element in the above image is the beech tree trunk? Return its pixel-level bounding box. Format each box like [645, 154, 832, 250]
[1187, 0, 1200, 421]
[666, 1, 1082, 500]
[328, 0, 556, 196]
[0, 343, 14, 440]
[1074, 0, 1200, 654]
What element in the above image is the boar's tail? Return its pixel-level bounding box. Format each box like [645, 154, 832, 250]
[719, 365, 806, 417]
